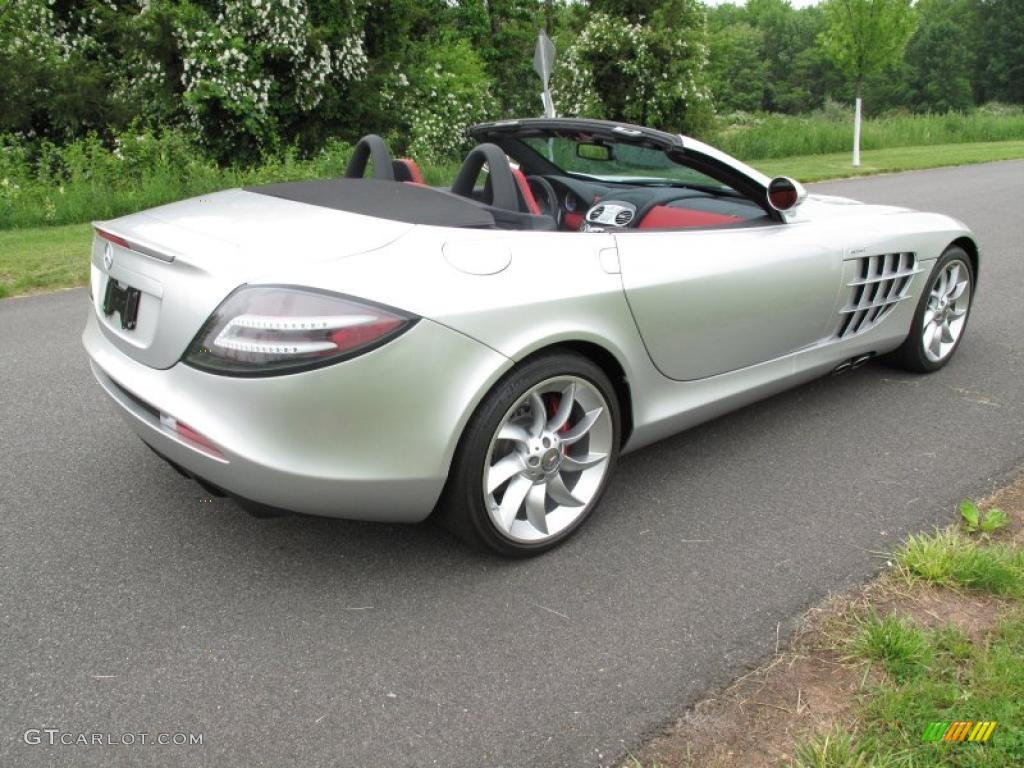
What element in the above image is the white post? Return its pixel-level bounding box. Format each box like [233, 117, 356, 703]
[852, 96, 862, 167]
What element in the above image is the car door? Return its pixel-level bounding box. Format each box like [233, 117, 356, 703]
[615, 222, 844, 381]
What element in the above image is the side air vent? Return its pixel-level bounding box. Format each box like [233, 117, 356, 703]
[836, 252, 919, 338]
[589, 205, 606, 220]
[614, 209, 633, 226]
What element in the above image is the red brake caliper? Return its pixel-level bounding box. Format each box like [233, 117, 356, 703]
[545, 394, 572, 453]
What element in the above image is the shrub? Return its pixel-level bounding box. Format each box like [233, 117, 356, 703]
[552, 0, 713, 135]
[381, 39, 496, 164]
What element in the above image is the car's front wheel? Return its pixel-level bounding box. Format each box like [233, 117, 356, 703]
[886, 245, 974, 373]
[440, 352, 620, 556]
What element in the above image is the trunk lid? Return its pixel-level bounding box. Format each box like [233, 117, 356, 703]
[90, 189, 414, 369]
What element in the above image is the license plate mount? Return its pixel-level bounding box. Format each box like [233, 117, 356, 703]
[103, 278, 142, 330]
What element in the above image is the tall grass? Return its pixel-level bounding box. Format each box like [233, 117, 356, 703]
[707, 103, 1024, 160]
[0, 130, 357, 230]
[1, 105, 1022, 229]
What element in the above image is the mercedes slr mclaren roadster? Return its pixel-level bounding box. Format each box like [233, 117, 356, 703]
[83, 118, 978, 555]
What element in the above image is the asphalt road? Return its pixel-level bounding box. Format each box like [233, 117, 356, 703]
[2, 161, 1023, 768]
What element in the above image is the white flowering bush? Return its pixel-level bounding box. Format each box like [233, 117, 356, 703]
[0, 0, 121, 136]
[381, 40, 497, 163]
[552, 0, 713, 134]
[0, 0, 66, 61]
[165, 0, 367, 160]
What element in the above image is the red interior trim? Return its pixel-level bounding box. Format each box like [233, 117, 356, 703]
[396, 158, 424, 184]
[510, 169, 541, 215]
[637, 206, 741, 229]
[564, 212, 584, 231]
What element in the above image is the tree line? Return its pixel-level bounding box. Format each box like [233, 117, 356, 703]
[0, 0, 1021, 165]
[707, 0, 1022, 116]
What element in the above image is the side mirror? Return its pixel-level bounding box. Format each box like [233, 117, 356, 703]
[766, 176, 807, 212]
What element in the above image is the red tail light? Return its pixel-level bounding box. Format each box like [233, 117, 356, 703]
[94, 228, 132, 249]
[184, 286, 417, 376]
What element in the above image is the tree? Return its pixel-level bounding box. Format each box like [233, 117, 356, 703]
[744, 0, 795, 111]
[452, 0, 539, 118]
[589, 0, 664, 21]
[820, 0, 916, 165]
[973, 0, 1024, 104]
[552, 0, 712, 134]
[707, 22, 767, 113]
[899, 0, 975, 112]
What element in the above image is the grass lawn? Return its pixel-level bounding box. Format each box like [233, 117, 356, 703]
[1, 140, 1022, 299]
[753, 139, 1024, 182]
[0, 222, 92, 299]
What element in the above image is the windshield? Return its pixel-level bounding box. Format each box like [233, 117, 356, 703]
[520, 136, 735, 192]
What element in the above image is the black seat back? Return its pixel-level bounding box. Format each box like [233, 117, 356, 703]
[344, 135, 396, 181]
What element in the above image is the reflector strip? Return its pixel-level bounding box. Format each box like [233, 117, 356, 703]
[160, 412, 223, 458]
[94, 227, 176, 262]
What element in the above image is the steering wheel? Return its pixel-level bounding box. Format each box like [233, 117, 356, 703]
[526, 176, 561, 227]
[344, 134, 396, 181]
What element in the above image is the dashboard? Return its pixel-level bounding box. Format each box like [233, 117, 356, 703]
[528, 175, 767, 232]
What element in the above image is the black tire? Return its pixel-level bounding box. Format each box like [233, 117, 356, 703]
[884, 245, 974, 373]
[438, 351, 621, 557]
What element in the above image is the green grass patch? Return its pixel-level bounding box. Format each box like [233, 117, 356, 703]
[895, 529, 1024, 597]
[791, 727, 869, 768]
[863, 614, 1024, 766]
[793, 612, 1024, 767]
[0, 223, 91, 299]
[753, 140, 1024, 182]
[847, 612, 933, 682]
[789, 497, 1024, 768]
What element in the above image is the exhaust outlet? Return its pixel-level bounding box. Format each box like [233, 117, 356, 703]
[831, 360, 853, 375]
[850, 353, 874, 370]
[831, 352, 875, 375]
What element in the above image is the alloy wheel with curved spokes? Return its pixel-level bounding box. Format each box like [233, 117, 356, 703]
[483, 376, 613, 543]
[922, 258, 971, 363]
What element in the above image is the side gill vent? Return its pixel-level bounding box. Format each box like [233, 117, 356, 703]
[836, 252, 919, 338]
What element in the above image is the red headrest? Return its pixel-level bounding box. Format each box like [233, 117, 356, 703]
[393, 158, 425, 184]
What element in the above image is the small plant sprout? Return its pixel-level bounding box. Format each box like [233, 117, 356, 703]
[959, 499, 1009, 535]
[981, 507, 1009, 533]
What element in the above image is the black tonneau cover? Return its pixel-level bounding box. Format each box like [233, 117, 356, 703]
[247, 178, 495, 229]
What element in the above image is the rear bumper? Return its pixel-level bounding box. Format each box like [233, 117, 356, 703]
[82, 309, 511, 522]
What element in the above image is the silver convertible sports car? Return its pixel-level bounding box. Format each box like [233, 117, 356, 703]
[83, 118, 978, 555]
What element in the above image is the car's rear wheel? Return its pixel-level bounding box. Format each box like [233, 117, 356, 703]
[440, 352, 620, 556]
[886, 245, 974, 373]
